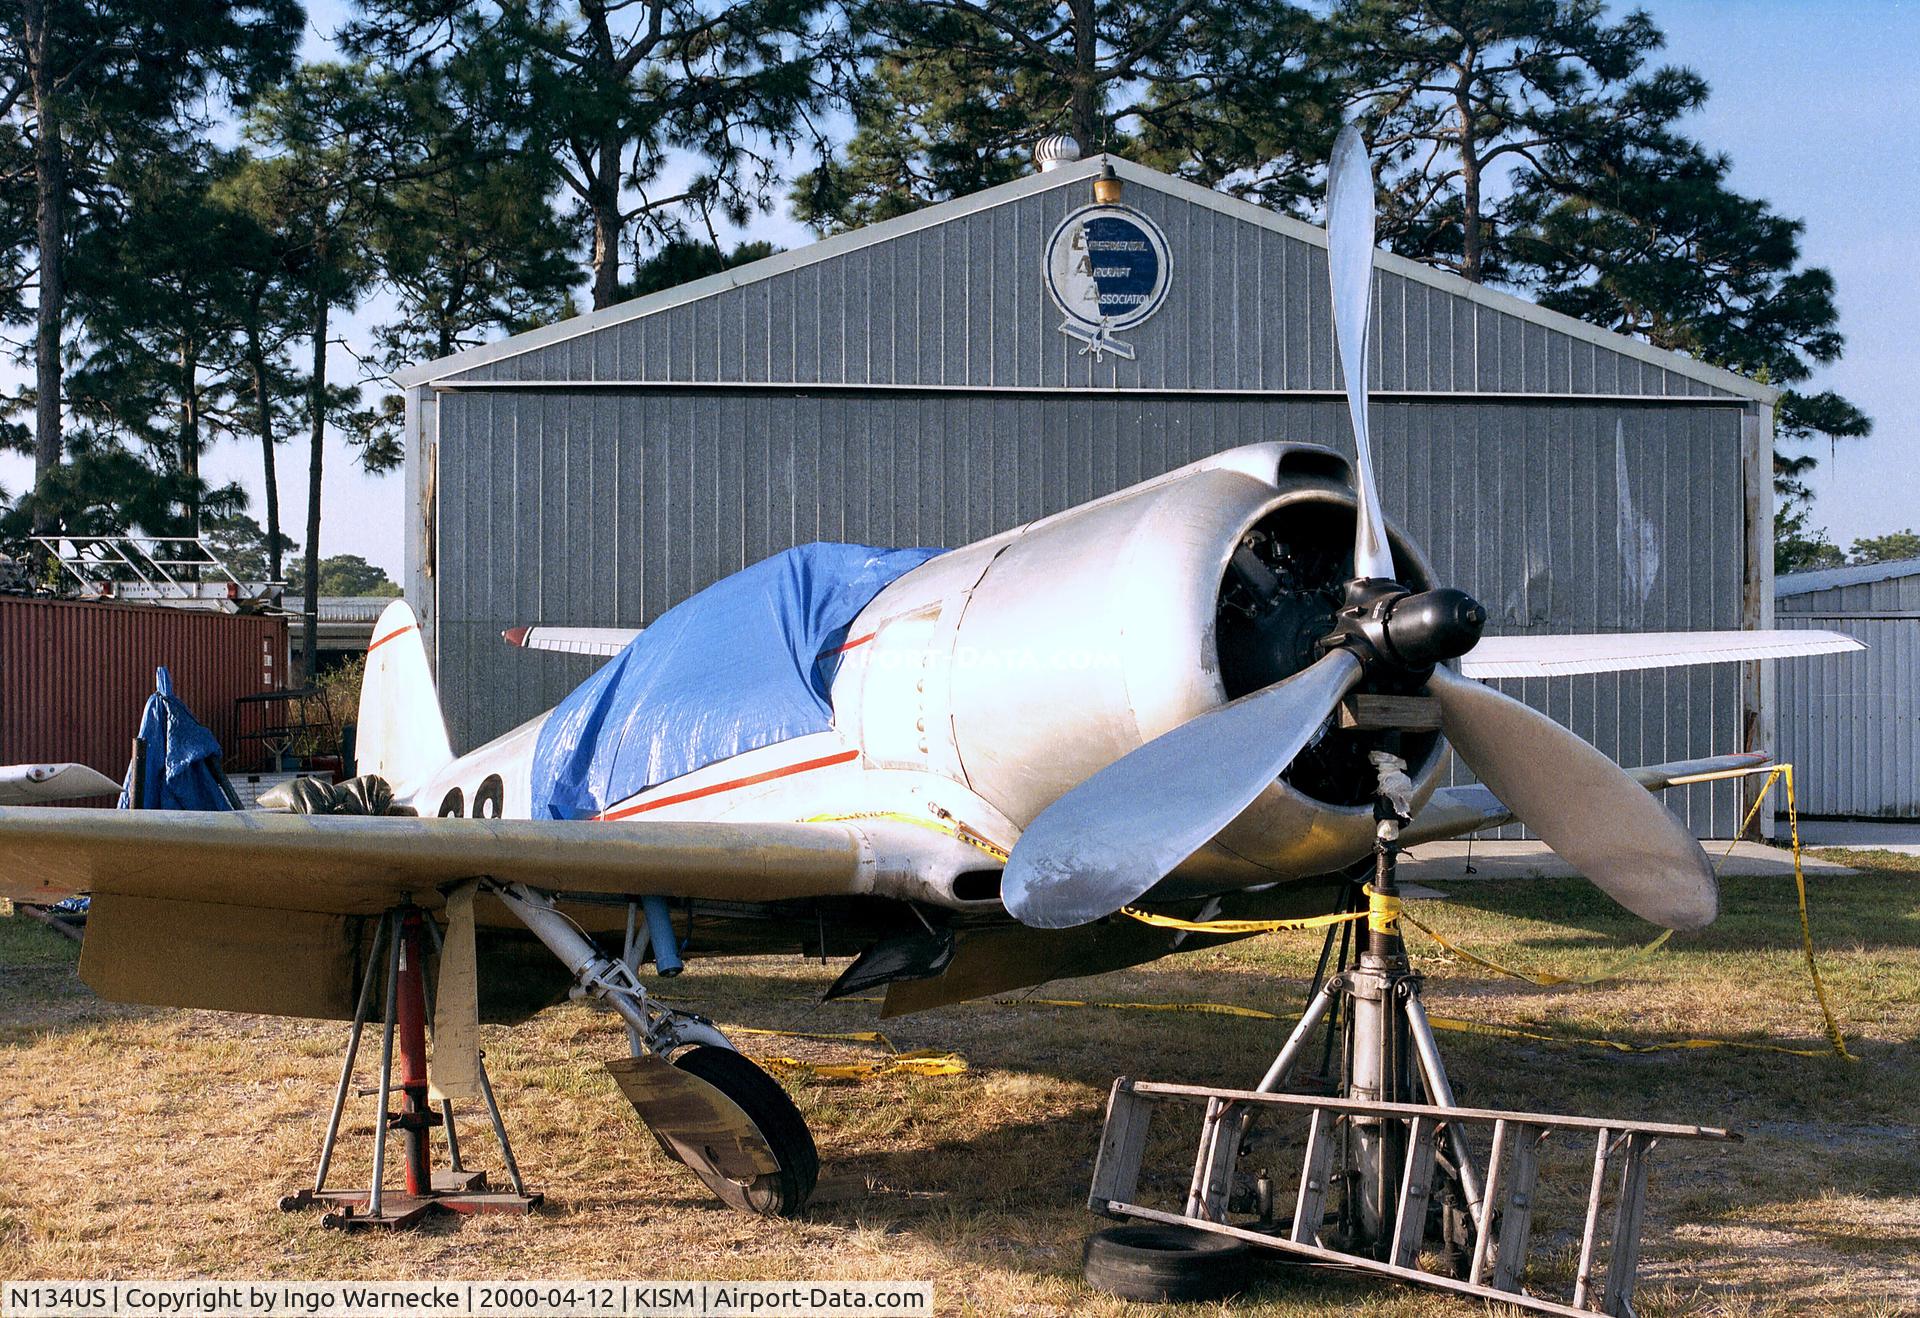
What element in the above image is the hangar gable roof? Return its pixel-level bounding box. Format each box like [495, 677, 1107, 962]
[398, 154, 1776, 405]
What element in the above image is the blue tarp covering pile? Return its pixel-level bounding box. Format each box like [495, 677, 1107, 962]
[118, 666, 234, 813]
[530, 543, 942, 821]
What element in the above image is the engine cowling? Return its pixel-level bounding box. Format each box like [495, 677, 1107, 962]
[834, 442, 1448, 889]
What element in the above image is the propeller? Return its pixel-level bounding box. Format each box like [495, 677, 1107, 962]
[1005, 650, 1362, 930]
[1002, 122, 1721, 934]
[1327, 122, 1393, 583]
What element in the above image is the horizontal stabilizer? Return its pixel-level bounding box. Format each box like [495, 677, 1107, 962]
[0, 763, 121, 805]
[1459, 629, 1862, 679]
[502, 625, 642, 657]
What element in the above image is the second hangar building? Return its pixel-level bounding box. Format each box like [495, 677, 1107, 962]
[396, 148, 1779, 838]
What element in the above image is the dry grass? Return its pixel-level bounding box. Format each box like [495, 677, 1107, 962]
[2, 856, 1917, 1316]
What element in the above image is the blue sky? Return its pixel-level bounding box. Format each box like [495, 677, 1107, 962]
[1647, 0, 1919, 550]
[5, 0, 1913, 578]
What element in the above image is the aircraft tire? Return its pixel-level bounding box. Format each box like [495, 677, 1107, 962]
[1081, 1223, 1249, 1303]
[671, 1045, 819, 1217]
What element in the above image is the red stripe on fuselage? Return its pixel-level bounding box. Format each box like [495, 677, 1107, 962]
[823, 631, 876, 656]
[368, 623, 417, 653]
[597, 749, 860, 821]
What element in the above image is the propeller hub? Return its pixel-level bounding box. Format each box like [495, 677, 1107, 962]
[1322, 581, 1486, 676]
[1385, 588, 1487, 668]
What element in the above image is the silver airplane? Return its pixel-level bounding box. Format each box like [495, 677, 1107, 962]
[0, 132, 1858, 1222]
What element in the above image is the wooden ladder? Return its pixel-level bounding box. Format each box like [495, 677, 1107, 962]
[1089, 1078, 1738, 1317]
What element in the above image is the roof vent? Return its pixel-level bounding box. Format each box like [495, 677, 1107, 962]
[1035, 133, 1082, 172]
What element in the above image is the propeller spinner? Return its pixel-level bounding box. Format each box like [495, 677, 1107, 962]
[1003, 124, 1718, 933]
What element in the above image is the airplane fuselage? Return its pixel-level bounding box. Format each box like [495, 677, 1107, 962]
[402, 443, 1443, 913]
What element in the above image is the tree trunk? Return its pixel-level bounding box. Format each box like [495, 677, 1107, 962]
[589, 147, 622, 309]
[26, 0, 65, 533]
[303, 293, 327, 683]
[1069, 0, 1099, 149]
[1455, 59, 1483, 283]
[246, 312, 284, 584]
[179, 340, 201, 534]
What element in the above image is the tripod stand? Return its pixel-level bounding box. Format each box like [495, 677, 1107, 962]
[1186, 752, 1486, 1260]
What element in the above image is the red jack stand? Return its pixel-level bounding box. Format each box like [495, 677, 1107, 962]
[280, 905, 543, 1229]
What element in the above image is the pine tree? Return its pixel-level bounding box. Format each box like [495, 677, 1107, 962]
[232, 63, 404, 678]
[1333, 1, 1867, 483]
[361, 48, 578, 370]
[796, 0, 1333, 230]
[345, 0, 828, 310]
[2, 0, 301, 532]
[65, 143, 256, 534]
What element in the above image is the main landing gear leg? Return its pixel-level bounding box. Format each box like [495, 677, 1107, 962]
[490, 883, 819, 1217]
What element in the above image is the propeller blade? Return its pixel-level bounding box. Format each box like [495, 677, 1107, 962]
[1004, 649, 1364, 929]
[1327, 122, 1394, 582]
[1426, 666, 1717, 930]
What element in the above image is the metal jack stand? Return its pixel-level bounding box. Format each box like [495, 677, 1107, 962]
[1185, 753, 1484, 1248]
[280, 905, 542, 1229]
[1095, 753, 1741, 1316]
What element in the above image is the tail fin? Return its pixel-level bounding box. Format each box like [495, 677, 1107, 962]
[356, 600, 454, 796]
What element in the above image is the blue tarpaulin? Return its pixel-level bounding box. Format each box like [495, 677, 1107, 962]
[530, 543, 942, 821]
[118, 666, 234, 813]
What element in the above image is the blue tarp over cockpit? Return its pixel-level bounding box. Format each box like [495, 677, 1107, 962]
[529, 542, 942, 822]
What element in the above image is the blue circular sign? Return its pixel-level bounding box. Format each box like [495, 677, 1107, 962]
[1045, 204, 1172, 336]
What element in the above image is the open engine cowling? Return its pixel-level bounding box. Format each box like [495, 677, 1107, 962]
[836, 442, 1449, 890]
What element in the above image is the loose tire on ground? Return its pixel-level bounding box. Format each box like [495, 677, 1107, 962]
[670, 1045, 819, 1217]
[1081, 1223, 1251, 1303]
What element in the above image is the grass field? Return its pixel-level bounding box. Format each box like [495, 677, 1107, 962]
[2, 854, 1916, 1316]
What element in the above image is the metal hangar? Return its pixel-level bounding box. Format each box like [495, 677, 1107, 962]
[1776, 557, 1920, 820]
[396, 151, 1780, 837]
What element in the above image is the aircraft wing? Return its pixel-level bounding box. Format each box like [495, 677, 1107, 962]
[0, 807, 931, 915]
[1457, 629, 1861, 679]
[1400, 751, 1772, 847]
[0, 807, 991, 1022]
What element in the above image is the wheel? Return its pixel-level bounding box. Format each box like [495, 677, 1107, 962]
[670, 1045, 819, 1217]
[1082, 1223, 1251, 1303]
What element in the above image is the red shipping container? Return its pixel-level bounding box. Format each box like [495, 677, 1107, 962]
[0, 597, 287, 795]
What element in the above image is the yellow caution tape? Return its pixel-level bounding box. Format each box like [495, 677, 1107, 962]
[1366, 883, 1401, 934]
[1424, 1014, 1832, 1059]
[990, 995, 1837, 1059]
[1120, 905, 1369, 935]
[804, 811, 1010, 863]
[1402, 912, 1673, 987]
[755, 1048, 969, 1080]
[997, 996, 1286, 1020]
[730, 1024, 969, 1081]
[1708, 763, 1854, 1061]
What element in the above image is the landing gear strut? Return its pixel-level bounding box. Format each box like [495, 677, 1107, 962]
[490, 883, 820, 1217]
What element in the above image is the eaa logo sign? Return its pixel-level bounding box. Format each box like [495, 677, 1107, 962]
[1044, 204, 1171, 363]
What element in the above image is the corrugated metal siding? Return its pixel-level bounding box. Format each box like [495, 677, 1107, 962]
[442, 174, 1725, 400]
[1776, 569, 1920, 817]
[1778, 572, 1920, 616]
[434, 390, 1748, 834]
[0, 598, 287, 794]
